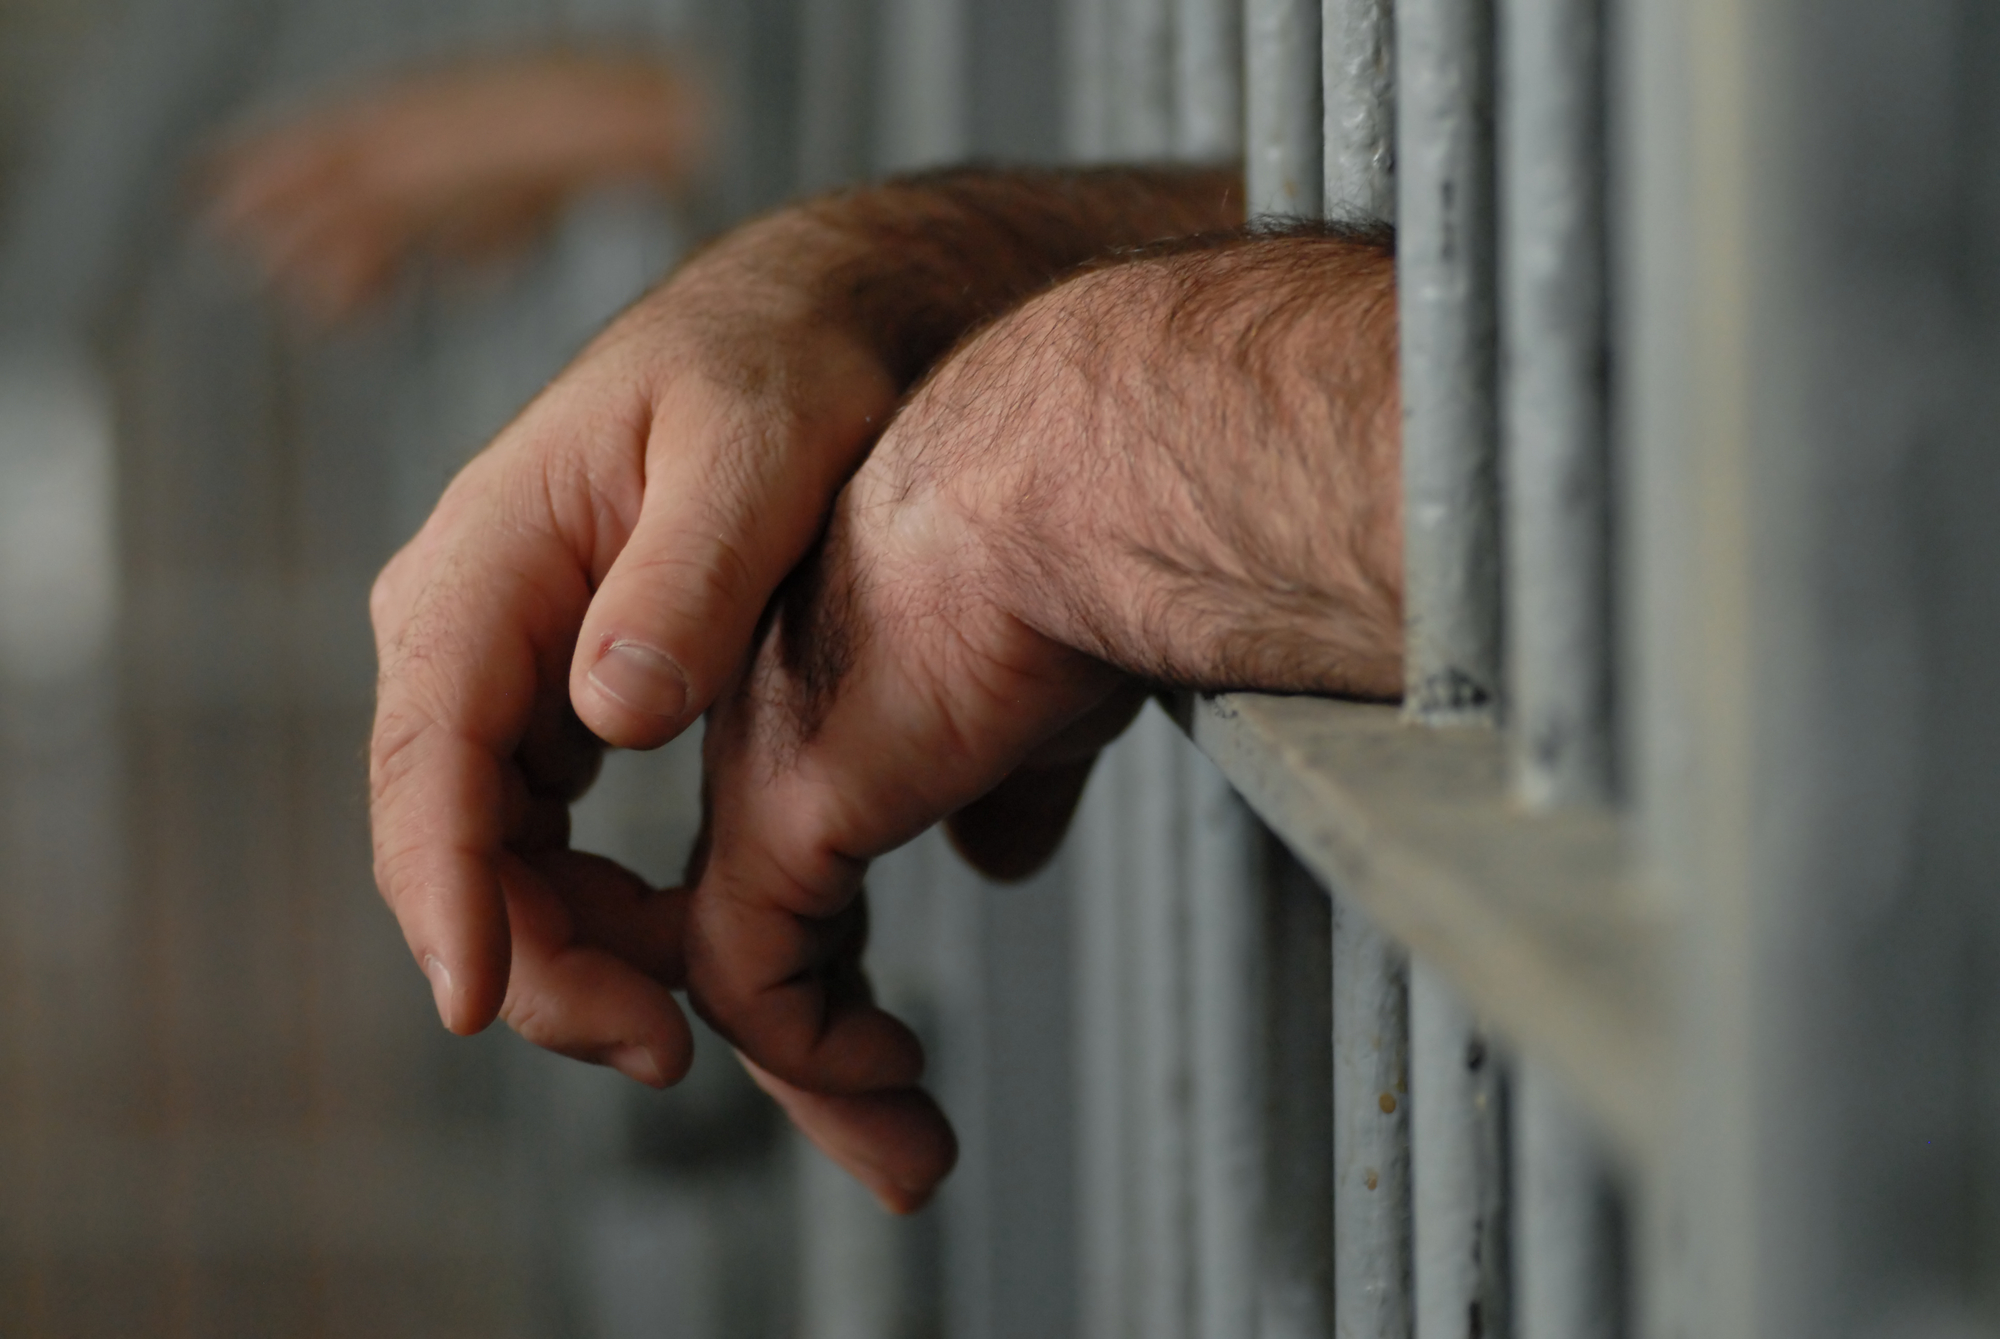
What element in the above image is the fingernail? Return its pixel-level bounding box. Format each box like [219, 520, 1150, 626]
[608, 1044, 667, 1088]
[422, 955, 454, 1029]
[588, 642, 689, 721]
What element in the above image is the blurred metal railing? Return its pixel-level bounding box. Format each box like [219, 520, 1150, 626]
[1055, 0, 1646, 1335]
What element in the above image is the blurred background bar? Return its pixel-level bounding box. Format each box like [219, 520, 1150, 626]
[1175, 0, 1242, 161]
[1513, 1060, 1625, 1339]
[1130, 715, 1194, 1339]
[1245, 0, 1321, 216]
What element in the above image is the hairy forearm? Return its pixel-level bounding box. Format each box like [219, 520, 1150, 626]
[904, 225, 1403, 698]
[662, 165, 1246, 390]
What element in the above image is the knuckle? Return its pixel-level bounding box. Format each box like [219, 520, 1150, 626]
[501, 992, 557, 1051]
[367, 706, 436, 811]
[620, 533, 759, 629]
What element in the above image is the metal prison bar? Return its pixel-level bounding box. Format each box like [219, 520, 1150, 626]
[792, 0, 2000, 1336]
[1082, 0, 1618, 1335]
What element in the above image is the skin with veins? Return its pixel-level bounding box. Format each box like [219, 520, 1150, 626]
[362, 166, 1399, 1212]
[688, 230, 1401, 1207]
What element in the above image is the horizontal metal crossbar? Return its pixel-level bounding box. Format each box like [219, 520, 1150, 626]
[1181, 691, 1671, 1161]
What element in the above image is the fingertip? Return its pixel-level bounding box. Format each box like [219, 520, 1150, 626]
[740, 1062, 959, 1212]
[424, 948, 507, 1036]
[608, 1041, 682, 1088]
[875, 1174, 944, 1217]
[875, 1117, 958, 1215]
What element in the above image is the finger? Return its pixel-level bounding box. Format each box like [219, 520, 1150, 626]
[204, 138, 412, 320]
[430, 182, 565, 264]
[516, 694, 604, 803]
[568, 335, 898, 749]
[499, 851, 693, 1086]
[943, 755, 1099, 882]
[943, 683, 1144, 880]
[201, 133, 348, 231]
[369, 466, 599, 1035]
[534, 848, 688, 983]
[255, 199, 406, 321]
[692, 847, 928, 1094]
[689, 514, 1127, 1096]
[741, 1058, 958, 1214]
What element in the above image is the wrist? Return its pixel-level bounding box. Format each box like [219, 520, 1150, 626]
[889, 239, 1405, 700]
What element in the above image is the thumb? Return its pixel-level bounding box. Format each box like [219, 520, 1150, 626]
[569, 347, 896, 748]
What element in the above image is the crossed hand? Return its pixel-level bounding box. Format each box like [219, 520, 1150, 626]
[366, 171, 1402, 1210]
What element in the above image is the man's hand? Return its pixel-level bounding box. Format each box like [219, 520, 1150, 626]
[365, 169, 1242, 1084]
[204, 54, 712, 320]
[686, 227, 1403, 1209]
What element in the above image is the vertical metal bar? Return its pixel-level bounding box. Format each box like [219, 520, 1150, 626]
[876, 0, 969, 171]
[796, 0, 878, 189]
[1332, 897, 1413, 1339]
[1075, 747, 1134, 1339]
[1176, 8, 1249, 1328]
[1410, 964, 1510, 1339]
[1175, 0, 1243, 160]
[1131, 706, 1194, 1339]
[1494, 0, 1621, 1327]
[1622, 0, 1747, 1330]
[1513, 1062, 1624, 1339]
[1069, 5, 1134, 1333]
[1395, 6, 1508, 1339]
[1261, 842, 1336, 1338]
[1317, 9, 1412, 1339]
[1397, 0, 1500, 722]
[1321, 0, 1396, 221]
[798, 1135, 927, 1339]
[1189, 756, 1264, 1339]
[1499, 0, 1611, 807]
[1246, 0, 1323, 215]
[1064, 0, 1113, 161]
[1110, 0, 1176, 157]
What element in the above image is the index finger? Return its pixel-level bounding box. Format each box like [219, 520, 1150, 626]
[368, 439, 615, 1034]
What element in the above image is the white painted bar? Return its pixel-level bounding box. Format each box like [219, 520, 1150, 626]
[1176, 0, 1243, 159]
[1109, 0, 1176, 157]
[1397, 0, 1500, 722]
[1189, 757, 1264, 1339]
[1260, 840, 1337, 1338]
[1246, 0, 1323, 215]
[1410, 964, 1510, 1339]
[1514, 1061, 1624, 1339]
[1130, 707, 1195, 1339]
[1316, 7, 1415, 1338]
[1332, 896, 1414, 1339]
[1322, 0, 1396, 221]
[1075, 749, 1136, 1339]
